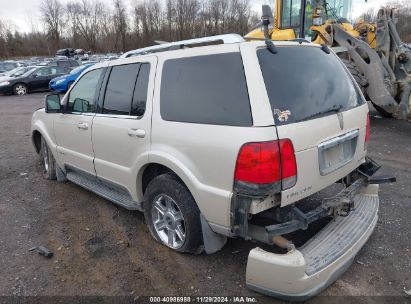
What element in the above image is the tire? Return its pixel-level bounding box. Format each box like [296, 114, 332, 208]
[13, 83, 28, 95]
[371, 102, 393, 118]
[40, 136, 57, 180]
[340, 59, 368, 94]
[143, 173, 203, 253]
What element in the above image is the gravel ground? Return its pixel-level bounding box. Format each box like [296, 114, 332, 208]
[0, 93, 410, 303]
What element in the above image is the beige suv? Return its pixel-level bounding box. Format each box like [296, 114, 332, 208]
[31, 34, 387, 300]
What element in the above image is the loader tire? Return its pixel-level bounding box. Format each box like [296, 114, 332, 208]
[341, 59, 368, 94]
[371, 102, 393, 118]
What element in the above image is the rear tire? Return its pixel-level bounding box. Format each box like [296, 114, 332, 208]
[40, 137, 57, 180]
[143, 173, 203, 253]
[13, 83, 28, 95]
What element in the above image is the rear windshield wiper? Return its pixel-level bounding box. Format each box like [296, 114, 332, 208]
[296, 104, 343, 123]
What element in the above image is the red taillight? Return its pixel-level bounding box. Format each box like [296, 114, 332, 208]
[279, 139, 297, 189]
[234, 141, 281, 184]
[365, 112, 371, 147]
[234, 139, 297, 190]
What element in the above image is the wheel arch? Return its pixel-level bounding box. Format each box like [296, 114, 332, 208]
[137, 159, 202, 213]
[32, 130, 42, 154]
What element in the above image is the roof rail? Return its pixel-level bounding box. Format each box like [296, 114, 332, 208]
[120, 34, 244, 58]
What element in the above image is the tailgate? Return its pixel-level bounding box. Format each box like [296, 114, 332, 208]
[277, 104, 368, 206]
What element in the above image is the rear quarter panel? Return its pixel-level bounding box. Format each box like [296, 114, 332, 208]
[150, 46, 278, 227]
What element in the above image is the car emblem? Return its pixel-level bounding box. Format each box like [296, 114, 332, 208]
[337, 112, 344, 130]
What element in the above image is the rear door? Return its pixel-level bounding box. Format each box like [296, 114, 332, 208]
[27, 67, 50, 90]
[256, 44, 369, 205]
[91, 57, 156, 198]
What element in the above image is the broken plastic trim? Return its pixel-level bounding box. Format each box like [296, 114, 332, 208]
[247, 157, 389, 245]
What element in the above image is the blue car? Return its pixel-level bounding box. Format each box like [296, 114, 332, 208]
[49, 63, 94, 92]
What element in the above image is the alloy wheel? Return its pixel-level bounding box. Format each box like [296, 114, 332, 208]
[151, 194, 186, 249]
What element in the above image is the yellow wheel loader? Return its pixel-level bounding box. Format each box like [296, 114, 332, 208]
[245, 0, 411, 121]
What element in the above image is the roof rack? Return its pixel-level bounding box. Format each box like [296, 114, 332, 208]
[120, 34, 244, 58]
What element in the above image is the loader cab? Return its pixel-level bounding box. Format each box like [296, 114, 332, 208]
[277, 0, 354, 38]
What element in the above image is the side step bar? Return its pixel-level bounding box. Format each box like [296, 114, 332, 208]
[66, 171, 143, 211]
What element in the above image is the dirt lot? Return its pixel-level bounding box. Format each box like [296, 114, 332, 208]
[0, 93, 410, 302]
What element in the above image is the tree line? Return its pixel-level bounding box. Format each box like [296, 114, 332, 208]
[0, 0, 258, 58]
[359, 1, 411, 42]
[0, 0, 410, 59]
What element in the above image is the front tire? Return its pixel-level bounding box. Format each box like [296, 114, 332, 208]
[40, 137, 56, 180]
[144, 173, 203, 253]
[13, 83, 28, 95]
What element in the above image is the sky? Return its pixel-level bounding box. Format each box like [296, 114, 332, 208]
[0, 0, 399, 33]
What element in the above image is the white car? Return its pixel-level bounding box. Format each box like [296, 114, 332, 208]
[31, 34, 389, 300]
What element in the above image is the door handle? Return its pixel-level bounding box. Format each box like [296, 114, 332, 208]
[77, 122, 89, 130]
[128, 128, 145, 138]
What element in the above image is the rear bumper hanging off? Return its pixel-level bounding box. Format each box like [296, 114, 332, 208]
[246, 184, 379, 300]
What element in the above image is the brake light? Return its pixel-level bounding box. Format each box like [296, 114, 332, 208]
[234, 141, 281, 184]
[234, 139, 297, 191]
[365, 112, 370, 148]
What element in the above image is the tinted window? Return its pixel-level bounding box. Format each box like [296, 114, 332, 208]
[68, 68, 103, 113]
[131, 63, 150, 116]
[103, 63, 140, 115]
[257, 46, 364, 125]
[56, 67, 69, 74]
[70, 60, 80, 67]
[280, 0, 302, 28]
[160, 53, 252, 126]
[33, 67, 49, 76]
[58, 61, 70, 68]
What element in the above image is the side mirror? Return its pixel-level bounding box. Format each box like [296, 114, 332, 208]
[45, 94, 62, 113]
[73, 98, 89, 112]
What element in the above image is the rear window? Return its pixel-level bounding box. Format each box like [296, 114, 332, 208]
[258, 46, 364, 125]
[160, 53, 252, 126]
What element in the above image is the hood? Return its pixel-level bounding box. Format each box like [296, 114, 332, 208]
[0, 76, 14, 83]
[50, 74, 68, 83]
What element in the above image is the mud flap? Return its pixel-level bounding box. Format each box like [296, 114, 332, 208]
[56, 165, 67, 182]
[200, 215, 227, 254]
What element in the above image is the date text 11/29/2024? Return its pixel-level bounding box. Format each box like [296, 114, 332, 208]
[149, 297, 257, 303]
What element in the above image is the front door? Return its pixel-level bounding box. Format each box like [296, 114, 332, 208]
[54, 67, 106, 175]
[92, 57, 156, 197]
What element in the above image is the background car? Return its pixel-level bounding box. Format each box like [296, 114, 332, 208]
[0, 61, 20, 73]
[38, 59, 79, 69]
[56, 48, 75, 57]
[0, 66, 71, 95]
[49, 63, 94, 92]
[0, 66, 36, 78]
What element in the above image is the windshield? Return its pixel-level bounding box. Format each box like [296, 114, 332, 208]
[324, 0, 353, 20]
[10, 67, 33, 77]
[22, 68, 38, 77]
[70, 66, 86, 75]
[257, 46, 364, 125]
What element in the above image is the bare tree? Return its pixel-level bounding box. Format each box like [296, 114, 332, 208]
[113, 0, 128, 52]
[40, 0, 66, 50]
[66, 0, 108, 51]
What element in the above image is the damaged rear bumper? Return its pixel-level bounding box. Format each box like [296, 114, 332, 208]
[245, 184, 379, 301]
